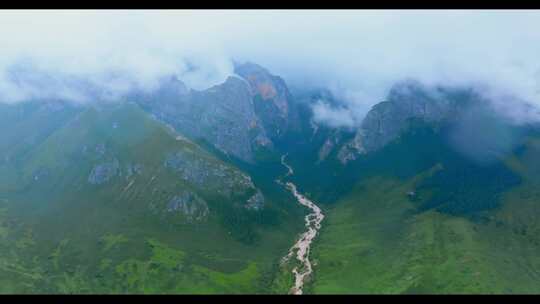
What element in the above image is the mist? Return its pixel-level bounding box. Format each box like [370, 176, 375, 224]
[2, 10, 540, 126]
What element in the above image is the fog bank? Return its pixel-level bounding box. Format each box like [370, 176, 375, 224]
[2, 10, 540, 125]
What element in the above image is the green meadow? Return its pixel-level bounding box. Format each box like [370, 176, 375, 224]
[309, 133, 540, 294]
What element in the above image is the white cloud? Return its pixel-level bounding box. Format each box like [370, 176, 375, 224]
[1, 10, 540, 125]
[311, 100, 356, 128]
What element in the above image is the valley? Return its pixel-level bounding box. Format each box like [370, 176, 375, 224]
[4, 9, 540, 296]
[1, 61, 540, 294]
[278, 155, 324, 295]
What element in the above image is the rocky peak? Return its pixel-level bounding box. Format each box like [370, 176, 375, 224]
[133, 62, 307, 163]
[234, 62, 298, 139]
[234, 62, 290, 106]
[234, 62, 277, 99]
[134, 73, 271, 163]
[206, 76, 251, 99]
[337, 81, 462, 164]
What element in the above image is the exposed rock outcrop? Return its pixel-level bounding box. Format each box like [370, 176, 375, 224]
[135, 75, 271, 163]
[337, 130, 366, 164]
[234, 62, 300, 140]
[164, 149, 259, 199]
[130, 62, 306, 163]
[166, 191, 209, 221]
[338, 80, 462, 164]
[125, 163, 143, 179]
[317, 130, 347, 163]
[88, 159, 120, 185]
[245, 190, 265, 210]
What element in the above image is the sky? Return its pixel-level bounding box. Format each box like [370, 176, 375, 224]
[2, 10, 540, 126]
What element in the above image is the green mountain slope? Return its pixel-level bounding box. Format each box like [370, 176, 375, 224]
[0, 102, 301, 293]
[4, 76, 540, 295]
[309, 125, 540, 294]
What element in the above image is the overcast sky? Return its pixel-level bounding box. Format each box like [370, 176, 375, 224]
[2, 10, 540, 125]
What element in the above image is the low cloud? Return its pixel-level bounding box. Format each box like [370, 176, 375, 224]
[311, 100, 356, 129]
[1, 10, 540, 126]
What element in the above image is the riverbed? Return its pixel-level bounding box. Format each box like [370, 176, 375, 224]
[279, 155, 325, 295]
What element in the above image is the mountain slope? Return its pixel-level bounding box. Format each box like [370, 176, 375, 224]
[308, 117, 540, 294]
[0, 102, 302, 293]
[234, 62, 300, 141]
[133, 76, 273, 164]
[3, 63, 540, 294]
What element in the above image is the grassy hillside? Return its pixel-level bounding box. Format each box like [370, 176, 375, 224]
[308, 129, 540, 294]
[0, 102, 302, 294]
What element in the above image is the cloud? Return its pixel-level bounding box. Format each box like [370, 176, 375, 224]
[0, 10, 235, 103]
[1, 10, 540, 126]
[311, 100, 356, 129]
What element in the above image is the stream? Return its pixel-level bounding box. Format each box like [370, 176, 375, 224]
[278, 154, 325, 295]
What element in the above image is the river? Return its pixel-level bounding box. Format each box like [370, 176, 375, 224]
[279, 154, 325, 295]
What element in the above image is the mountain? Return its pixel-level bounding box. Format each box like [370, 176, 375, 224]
[309, 123, 540, 293]
[253, 77, 540, 293]
[0, 101, 302, 293]
[234, 62, 300, 141]
[3, 62, 540, 294]
[132, 62, 300, 164]
[296, 82, 540, 294]
[132, 76, 271, 163]
[337, 80, 472, 164]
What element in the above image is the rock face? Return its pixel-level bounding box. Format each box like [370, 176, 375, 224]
[234, 62, 299, 140]
[338, 80, 461, 164]
[318, 130, 345, 163]
[164, 149, 260, 201]
[337, 130, 367, 164]
[125, 163, 143, 179]
[318, 138, 335, 162]
[135, 75, 271, 163]
[166, 191, 209, 221]
[189, 76, 271, 161]
[88, 159, 120, 185]
[131, 62, 303, 163]
[245, 190, 265, 210]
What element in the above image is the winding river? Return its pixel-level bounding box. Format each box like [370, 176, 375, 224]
[279, 154, 325, 295]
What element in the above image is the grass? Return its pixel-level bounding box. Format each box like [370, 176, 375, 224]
[8, 98, 538, 294]
[0, 102, 301, 294]
[101, 234, 129, 252]
[309, 136, 540, 294]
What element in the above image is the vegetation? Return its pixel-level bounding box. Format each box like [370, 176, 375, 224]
[0, 102, 301, 293]
[3, 97, 540, 294]
[308, 128, 540, 293]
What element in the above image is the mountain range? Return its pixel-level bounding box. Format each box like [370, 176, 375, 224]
[2, 62, 540, 294]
